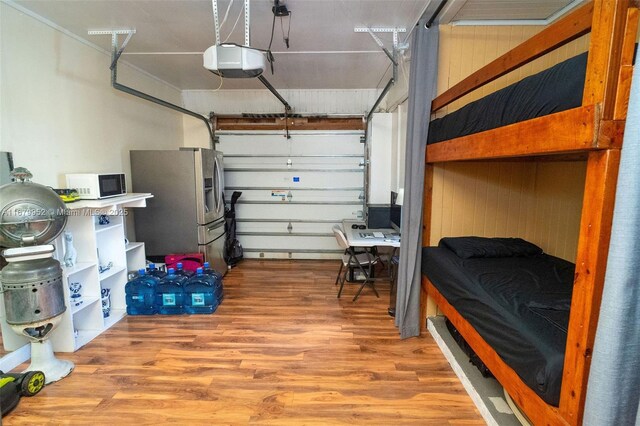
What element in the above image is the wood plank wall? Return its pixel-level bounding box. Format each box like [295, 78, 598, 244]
[429, 26, 592, 262]
[436, 26, 591, 117]
[430, 161, 586, 262]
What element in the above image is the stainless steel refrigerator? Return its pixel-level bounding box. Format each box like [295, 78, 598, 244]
[130, 148, 227, 274]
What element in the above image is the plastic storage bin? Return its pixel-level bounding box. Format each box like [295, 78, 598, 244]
[165, 253, 203, 274]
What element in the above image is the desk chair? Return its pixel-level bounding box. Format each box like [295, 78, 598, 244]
[332, 225, 380, 302]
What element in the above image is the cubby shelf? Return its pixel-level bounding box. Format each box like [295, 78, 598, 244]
[103, 309, 127, 330]
[74, 330, 102, 351]
[53, 194, 151, 353]
[70, 296, 100, 316]
[125, 242, 144, 252]
[63, 262, 96, 276]
[95, 222, 123, 234]
[0, 194, 151, 361]
[98, 265, 126, 281]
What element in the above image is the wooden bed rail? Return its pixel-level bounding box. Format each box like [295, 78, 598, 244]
[424, 279, 568, 426]
[431, 1, 594, 113]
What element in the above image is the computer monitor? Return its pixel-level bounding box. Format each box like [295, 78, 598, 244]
[390, 191, 402, 233]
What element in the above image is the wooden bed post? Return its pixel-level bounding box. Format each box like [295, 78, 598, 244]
[582, 0, 636, 119]
[420, 164, 434, 334]
[560, 150, 620, 424]
[422, 165, 433, 254]
[560, 1, 636, 423]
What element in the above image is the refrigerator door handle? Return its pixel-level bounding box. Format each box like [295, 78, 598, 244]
[207, 222, 225, 232]
[213, 157, 222, 214]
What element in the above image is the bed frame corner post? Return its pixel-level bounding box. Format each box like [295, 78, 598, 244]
[559, 149, 621, 425]
[582, 0, 637, 119]
[420, 164, 435, 334]
[561, 0, 637, 422]
[423, 164, 434, 247]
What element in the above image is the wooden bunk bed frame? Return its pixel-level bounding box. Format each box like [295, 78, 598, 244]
[420, 1, 639, 425]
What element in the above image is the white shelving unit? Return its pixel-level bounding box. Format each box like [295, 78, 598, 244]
[43, 193, 153, 352]
[126, 242, 146, 272]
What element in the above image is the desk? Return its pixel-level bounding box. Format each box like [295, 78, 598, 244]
[340, 220, 400, 301]
[342, 220, 401, 249]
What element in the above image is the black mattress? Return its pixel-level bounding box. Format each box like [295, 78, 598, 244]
[422, 239, 575, 406]
[428, 52, 588, 144]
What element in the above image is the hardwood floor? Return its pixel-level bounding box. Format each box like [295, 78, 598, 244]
[5, 260, 482, 425]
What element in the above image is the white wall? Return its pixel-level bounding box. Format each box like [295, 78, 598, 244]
[373, 45, 409, 197]
[183, 116, 212, 149]
[392, 101, 408, 192]
[0, 3, 185, 189]
[381, 50, 411, 113]
[368, 113, 393, 204]
[182, 89, 381, 115]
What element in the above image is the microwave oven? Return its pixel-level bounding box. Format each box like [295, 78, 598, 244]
[65, 173, 127, 199]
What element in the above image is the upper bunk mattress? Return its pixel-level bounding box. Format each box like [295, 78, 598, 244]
[427, 52, 587, 144]
[422, 240, 575, 406]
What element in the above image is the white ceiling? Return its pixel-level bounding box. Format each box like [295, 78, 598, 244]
[12, 0, 582, 91]
[445, 0, 580, 22]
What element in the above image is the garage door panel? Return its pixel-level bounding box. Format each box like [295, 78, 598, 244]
[225, 157, 361, 168]
[220, 127, 365, 259]
[289, 135, 364, 156]
[219, 133, 364, 156]
[225, 171, 363, 188]
[234, 204, 360, 221]
[240, 235, 339, 251]
[226, 189, 362, 202]
[237, 222, 340, 233]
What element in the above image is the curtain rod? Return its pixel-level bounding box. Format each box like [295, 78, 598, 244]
[426, 0, 448, 28]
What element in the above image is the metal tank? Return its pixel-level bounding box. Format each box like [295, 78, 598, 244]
[1, 247, 66, 329]
[0, 167, 74, 383]
[0, 168, 68, 335]
[0, 167, 67, 247]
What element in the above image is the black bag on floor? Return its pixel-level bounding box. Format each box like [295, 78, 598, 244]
[224, 191, 243, 267]
[445, 318, 494, 378]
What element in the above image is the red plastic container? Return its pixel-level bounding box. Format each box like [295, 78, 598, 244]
[165, 253, 204, 273]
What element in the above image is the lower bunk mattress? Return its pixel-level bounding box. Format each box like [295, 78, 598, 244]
[422, 239, 575, 406]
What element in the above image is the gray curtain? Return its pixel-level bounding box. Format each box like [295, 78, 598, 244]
[395, 21, 439, 339]
[583, 50, 640, 424]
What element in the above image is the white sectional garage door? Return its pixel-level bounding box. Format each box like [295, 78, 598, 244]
[218, 130, 365, 259]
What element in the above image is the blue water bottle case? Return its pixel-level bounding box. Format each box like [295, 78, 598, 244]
[184, 267, 219, 314]
[155, 268, 187, 315]
[125, 269, 159, 315]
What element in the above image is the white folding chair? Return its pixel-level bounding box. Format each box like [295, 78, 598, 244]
[332, 225, 380, 301]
